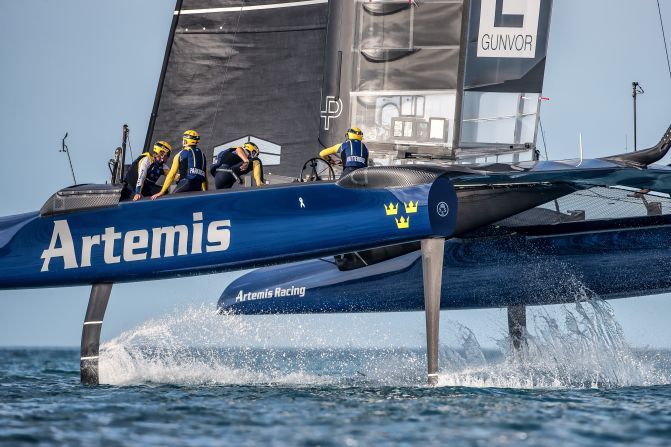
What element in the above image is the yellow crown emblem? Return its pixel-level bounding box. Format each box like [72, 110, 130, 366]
[384, 203, 399, 215]
[395, 216, 410, 229]
[404, 201, 418, 213]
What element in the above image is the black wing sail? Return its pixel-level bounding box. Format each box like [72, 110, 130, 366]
[318, 0, 553, 163]
[147, 0, 329, 179]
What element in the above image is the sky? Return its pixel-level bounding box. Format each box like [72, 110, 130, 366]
[0, 0, 670, 348]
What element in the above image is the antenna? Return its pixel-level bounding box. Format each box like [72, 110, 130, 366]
[632, 81, 644, 151]
[577, 132, 584, 167]
[60, 132, 77, 185]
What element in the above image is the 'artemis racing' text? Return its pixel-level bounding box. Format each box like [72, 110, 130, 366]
[40, 212, 230, 271]
[235, 286, 306, 302]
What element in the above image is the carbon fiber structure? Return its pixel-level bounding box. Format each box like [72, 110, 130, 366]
[337, 166, 449, 189]
[40, 185, 123, 217]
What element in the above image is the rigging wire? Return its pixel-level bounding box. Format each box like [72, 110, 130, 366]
[208, 1, 245, 147]
[127, 128, 134, 160]
[539, 118, 549, 160]
[658, 0, 671, 80]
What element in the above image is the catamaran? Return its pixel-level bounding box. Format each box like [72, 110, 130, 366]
[1, 0, 670, 386]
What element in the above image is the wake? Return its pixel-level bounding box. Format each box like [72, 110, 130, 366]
[99, 298, 670, 389]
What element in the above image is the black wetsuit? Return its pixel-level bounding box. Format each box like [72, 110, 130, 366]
[211, 148, 264, 189]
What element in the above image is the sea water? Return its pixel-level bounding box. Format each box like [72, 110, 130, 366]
[1, 299, 671, 446]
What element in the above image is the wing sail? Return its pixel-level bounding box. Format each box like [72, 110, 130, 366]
[147, 0, 329, 178]
[319, 0, 554, 163]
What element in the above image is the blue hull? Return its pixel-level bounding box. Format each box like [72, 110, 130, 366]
[0, 177, 457, 289]
[219, 216, 671, 313]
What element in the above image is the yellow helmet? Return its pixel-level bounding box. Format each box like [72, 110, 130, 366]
[183, 129, 200, 147]
[346, 127, 363, 141]
[153, 140, 172, 157]
[243, 142, 260, 158]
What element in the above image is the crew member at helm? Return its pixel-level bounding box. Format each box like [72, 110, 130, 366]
[319, 127, 369, 176]
[210, 142, 264, 189]
[152, 130, 208, 199]
[122, 140, 172, 201]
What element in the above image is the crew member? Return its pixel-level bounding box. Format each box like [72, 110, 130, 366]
[210, 142, 264, 189]
[319, 127, 369, 176]
[152, 129, 208, 199]
[122, 140, 172, 201]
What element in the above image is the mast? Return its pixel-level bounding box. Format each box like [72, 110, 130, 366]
[452, 0, 472, 156]
[143, 0, 184, 152]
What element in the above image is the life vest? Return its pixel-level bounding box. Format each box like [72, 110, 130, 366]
[125, 152, 165, 191]
[338, 140, 369, 168]
[211, 147, 261, 177]
[214, 147, 244, 168]
[177, 147, 207, 181]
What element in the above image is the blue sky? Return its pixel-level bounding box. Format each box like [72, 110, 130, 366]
[0, 0, 670, 348]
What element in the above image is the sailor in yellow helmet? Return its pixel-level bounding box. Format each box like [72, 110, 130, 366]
[319, 127, 369, 176]
[152, 130, 208, 199]
[122, 140, 172, 201]
[210, 141, 265, 189]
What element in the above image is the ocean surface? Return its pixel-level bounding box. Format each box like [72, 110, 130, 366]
[2, 300, 671, 446]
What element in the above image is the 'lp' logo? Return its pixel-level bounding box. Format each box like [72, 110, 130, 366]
[320, 96, 342, 131]
[477, 0, 541, 59]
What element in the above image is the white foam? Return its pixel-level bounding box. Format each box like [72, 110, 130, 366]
[436, 298, 669, 389]
[98, 296, 670, 388]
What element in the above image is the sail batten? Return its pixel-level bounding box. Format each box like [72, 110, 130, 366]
[176, 0, 328, 15]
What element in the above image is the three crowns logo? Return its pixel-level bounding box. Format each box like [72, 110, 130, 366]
[404, 201, 418, 213]
[395, 216, 410, 229]
[384, 200, 418, 229]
